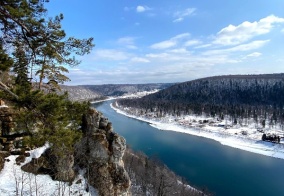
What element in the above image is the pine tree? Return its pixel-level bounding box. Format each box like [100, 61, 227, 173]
[0, 1, 94, 154]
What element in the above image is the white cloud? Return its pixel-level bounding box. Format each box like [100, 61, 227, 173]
[229, 40, 269, 52]
[117, 37, 134, 45]
[194, 44, 212, 49]
[282, 28, 284, 33]
[93, 49, 130, 61]
[173, 8, 196, 23]
[168, 48, 189, 54]
[150, 33, 190, 50]
[184, 39, 202, 47]
[117, 37, 137, 49]
[130, 57, 150, 63]
[173, 18, 183, 23]
[246, 52, 262, 57]
[136, 5, 150, 13]
[150, 40, 177, 50]
[172, 33, 190, 40]
[213, 15, 284, 46]
[203, 40, 269, 55]
[146, 53, 169, 59]
[137, 6, 145, 13]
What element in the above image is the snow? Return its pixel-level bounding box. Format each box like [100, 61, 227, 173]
[111, 102, 284, 160]
[0, 144, 98, 196]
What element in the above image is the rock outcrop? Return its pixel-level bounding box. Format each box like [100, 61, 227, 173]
[0, 106, 19, 152]
[3, 105, 131, 194]
[22, 148, 75, 182]
[0, 106, 15, 137]
[75, 108, 131, 196]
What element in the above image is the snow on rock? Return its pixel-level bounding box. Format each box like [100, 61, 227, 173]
[0, 146, 98, 196]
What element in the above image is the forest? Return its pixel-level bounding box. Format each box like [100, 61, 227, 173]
[118, 74, 284, 129]
[123, 147, 206, 196]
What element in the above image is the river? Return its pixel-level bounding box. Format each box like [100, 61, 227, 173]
[94, 100, 284, 196]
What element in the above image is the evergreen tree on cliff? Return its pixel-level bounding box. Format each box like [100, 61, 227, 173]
[0, 0, 94, 155]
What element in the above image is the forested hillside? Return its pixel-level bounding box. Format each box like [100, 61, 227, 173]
[118, 74, 284, 127]
[81, 83, 174, 96]
[59, 83, 173, 101]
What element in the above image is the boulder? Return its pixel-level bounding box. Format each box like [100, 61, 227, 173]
[22, 148, 75, 182]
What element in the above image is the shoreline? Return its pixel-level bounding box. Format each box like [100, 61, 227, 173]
[110, 102, 284, 160]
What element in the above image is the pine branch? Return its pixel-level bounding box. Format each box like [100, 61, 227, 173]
[0, 80, 19, 99]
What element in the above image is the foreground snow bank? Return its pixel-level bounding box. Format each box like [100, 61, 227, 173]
[0, 144, 98, 196]
[111, 103, 284, 160]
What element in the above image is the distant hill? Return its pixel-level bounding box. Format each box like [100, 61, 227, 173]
[118, 74, 284, 124]
[60, 85, 104, 101]
[142, 73, 284, 106]
[61, 83, 174, 101]
[81, 83, 174, 96]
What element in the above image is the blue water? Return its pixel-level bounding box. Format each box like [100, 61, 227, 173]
[94, 101, 284, 196]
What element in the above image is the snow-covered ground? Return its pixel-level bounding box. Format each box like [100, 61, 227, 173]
[111, 102, 284, 160]
[0, 143, 98, 196]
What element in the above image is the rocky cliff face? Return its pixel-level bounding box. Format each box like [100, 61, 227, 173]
[1, 104, 131, 195]
[75, 108, 131, 196]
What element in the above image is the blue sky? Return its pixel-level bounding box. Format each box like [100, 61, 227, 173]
[46, 0, 284, 85]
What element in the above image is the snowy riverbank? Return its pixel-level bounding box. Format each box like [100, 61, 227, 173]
[111, 102, 284, 160]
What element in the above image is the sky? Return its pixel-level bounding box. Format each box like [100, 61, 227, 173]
[46, 0, 284, 85]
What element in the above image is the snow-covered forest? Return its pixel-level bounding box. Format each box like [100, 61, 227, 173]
[118, 74, 284, 130]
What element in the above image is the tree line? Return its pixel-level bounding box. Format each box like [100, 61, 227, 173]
[118, 75, 284, 128]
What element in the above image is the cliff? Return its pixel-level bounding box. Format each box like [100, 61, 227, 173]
[0, 105, 131, 195]
[75, 108, 131, 195]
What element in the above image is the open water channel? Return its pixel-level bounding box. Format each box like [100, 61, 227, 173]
[94, 100, 284, 196]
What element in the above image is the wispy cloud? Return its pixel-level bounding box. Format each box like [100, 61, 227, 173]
[173, 8, 196, 23]
[184, 39, 202, 47]
[246, 52, 262, 58]
[194, 44, 212, 49]
[168, 48, 189, 54]
[213, 15, 284, 46]
[117, 36, 137, 49]
[150, 40, 177, 49]
[150, 33, 190, 49]
[92, 49, 130, 61]
[77, 15, 284, 84]
[203, 40, 269, 55]
[130, 57, 150, 63]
